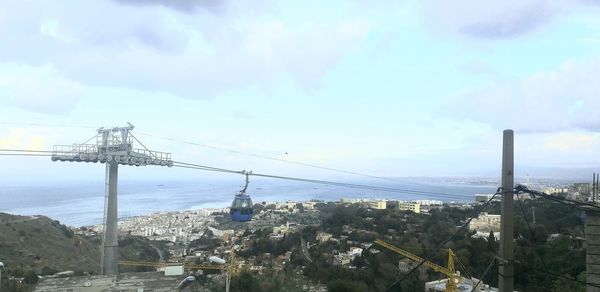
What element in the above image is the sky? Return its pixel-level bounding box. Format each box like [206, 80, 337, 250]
[1, 0, 600, 182]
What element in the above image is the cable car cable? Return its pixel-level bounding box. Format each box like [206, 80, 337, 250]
[171, 161, 479, 200]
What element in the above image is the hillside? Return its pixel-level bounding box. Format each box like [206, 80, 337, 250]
[0, 212, 101, 274]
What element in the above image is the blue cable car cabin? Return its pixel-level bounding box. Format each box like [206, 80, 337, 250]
[230, 171, 254, 222]
[230, 194, 253, 222]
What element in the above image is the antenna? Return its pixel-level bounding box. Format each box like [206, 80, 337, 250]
[51, 124, 172, 275]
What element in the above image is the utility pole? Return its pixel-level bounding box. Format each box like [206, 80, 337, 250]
[592, 173, 595, 203]
[595, 173, 598, 204]
[499, 129, 514, 292]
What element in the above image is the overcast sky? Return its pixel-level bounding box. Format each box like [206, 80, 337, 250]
[1, 0, 600, 182]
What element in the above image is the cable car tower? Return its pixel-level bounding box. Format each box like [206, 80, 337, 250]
[51, 123, 173, 275]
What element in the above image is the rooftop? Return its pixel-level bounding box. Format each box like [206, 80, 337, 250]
[34, 272, 189, 292]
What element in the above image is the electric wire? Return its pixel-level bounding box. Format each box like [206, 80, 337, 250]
[384, 189, 502, 292]
[515, 185, 600, 213]
[470, 257, 496, 292]
[455, 255, 474, 281]
[516, 192, 598, 289]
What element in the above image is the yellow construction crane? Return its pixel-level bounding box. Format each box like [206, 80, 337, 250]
[118, 248, 239, 274]
[374, 239, 463, 292]
[119, 248, 240, 292]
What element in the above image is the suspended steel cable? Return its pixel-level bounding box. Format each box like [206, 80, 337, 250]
[0, 149, 54, 153]
[0, 147, 485, 200]
[137, 131, 434, 185]
[0, 121, 97, 129]
[171, 161, 478, 200]
[129, 133, 158, 158]
[0, 153, 52, 157]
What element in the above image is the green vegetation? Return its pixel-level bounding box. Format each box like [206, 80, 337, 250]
[0, 213, 100, 272]
[228, 199, 585, 291]
[512, 199, 585, 292]
[0, 213, 99, 291]
[195, 270, 306, 292]
[0, 212, 171, 291]
[118, 236, 169, 272]
[0, 196, 587, 292]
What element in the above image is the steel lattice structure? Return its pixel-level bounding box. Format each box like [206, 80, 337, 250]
[51, 123, 172, 275]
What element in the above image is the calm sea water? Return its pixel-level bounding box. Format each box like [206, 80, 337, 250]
[0, 178, 497, 227]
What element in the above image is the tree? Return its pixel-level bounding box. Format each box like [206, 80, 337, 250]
[327, 279, 368, 292]
[487, 230, 497, 252]
[41, 266, 58, 276]
[24, 270, 39, 284]
[230, 271, 261, 292]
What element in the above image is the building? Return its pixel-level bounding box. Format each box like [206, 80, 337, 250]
[474, 194, 501, 203]
[333, 254, 352, 266]
[469, 212, 501, 232]
[473, 231, 500, 241]
[416, 200, 443, 214]
[316, 232, 333, 243]
[425, 278, 498, 292]
[368, 200, 387, 210]
[398, 259, 416, 273]
[34, 272, 191, 292]
[349, 247, 363, 257]
[398, 202, 421, 213]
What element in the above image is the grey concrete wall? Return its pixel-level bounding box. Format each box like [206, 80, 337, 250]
[587, 214, 600, 292]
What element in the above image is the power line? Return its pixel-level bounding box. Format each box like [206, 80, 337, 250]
[470, 257, 496, 292]
[515, 185, 600, 213]
[516, 193, 596, 289]
[384, 189, 502, 292]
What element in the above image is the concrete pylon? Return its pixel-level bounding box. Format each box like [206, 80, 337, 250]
[587, 213, 600, 291]
[102, 162, 119, 275]
[499, 129, 514, 292]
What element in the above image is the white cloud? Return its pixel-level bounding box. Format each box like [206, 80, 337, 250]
[0, 128, 48, 150]
[0, 0, 371, 104]
[420, 0, 597, 39]
[0, 63, 85, 114]
[447, 58, 600, 132]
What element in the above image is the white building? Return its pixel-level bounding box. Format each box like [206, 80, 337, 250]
[469, 212, 501, 232]
[368, 200, 387, 210]
[398, 202, 421, 213]
[425, 278, 498, 292]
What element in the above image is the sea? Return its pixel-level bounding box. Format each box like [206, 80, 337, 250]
[0, 177, 497, 227]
